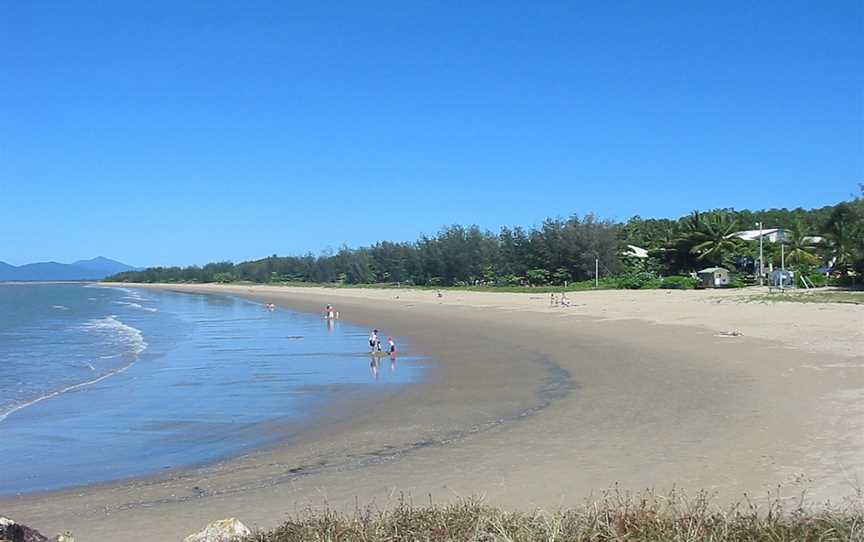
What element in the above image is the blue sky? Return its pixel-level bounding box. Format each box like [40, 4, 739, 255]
[1, 1, 861, 267]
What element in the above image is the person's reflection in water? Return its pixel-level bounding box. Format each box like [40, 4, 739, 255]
[326, 318, 335, 332]
[369, 356, 379, 379]
[389, 354, 397, 373]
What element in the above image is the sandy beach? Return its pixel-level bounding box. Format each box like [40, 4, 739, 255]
[2, 284, 863, 540]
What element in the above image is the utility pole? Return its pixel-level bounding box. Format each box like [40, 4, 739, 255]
[780, 242, 785, 289]
[595, 257, 599, 289]
[757, 221, 764, 286]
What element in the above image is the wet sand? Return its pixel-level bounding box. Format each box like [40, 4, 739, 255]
[2, 284, 863, 541]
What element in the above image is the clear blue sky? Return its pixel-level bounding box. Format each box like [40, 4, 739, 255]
[1, 1, 861, 267]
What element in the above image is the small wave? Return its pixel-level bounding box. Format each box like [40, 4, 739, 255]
[0, 360, 139, 423]
[80, 315, 148, 356]
[113, 300, 158, 313]
[0, 316, 148, 424]
[122, 289, 147, 301]
[52, 305, 70, 310]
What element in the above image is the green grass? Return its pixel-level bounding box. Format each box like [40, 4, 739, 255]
[745, 290, 864, 305]
[247, 491, 864, 541]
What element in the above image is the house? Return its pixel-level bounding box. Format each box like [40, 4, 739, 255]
[732, 228, 789, 243]
[622, 245, 649, 259]
[697, 267, 730, 288]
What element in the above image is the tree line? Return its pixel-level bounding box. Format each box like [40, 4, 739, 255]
[106, 189, 863, 287]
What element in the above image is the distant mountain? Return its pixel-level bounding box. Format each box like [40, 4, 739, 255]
[72, 256, 138, 276]
[0, 257, 140, 281]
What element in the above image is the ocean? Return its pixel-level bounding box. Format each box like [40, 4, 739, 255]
[0, 283, 421, 495]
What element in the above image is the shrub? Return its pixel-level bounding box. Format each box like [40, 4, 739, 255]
[805, 272, 828, 287]
[212, 272, 235, 283]
[729, 276, 747, 288]
[614, 271, 656, 289]
[658, 275, 698, 289]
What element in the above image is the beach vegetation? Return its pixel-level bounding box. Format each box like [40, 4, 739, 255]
[658, 275, 699, 289]
[680, 211, 744, 267]
[246, 491, 864, 542]
[105, 190, 863, 289]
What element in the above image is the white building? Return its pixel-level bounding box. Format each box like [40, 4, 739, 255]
[622, 244, 649, 259]
[733, 228, 789, 243]
[697, 267, 730, 288]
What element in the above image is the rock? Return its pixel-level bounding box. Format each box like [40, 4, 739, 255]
[54, 534, 74, 542]
[0, 518, 48, 542]
[183, 518, 251, 542]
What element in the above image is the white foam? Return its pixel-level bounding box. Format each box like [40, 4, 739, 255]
[0, 360, 139, 423]
[0, 315, 148, 424]
[80, 315, 148, 355]
[52, 305, 70, 310]
[122, 289, 147, 301]
[114, 300, 158, 312]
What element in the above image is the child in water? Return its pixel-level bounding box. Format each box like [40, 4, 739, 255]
[387, 336, 397, 354]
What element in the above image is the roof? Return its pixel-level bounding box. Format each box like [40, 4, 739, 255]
[623, 244, 649, 258]
[697, 267, 729, 273]
[733, 228, 785, 241]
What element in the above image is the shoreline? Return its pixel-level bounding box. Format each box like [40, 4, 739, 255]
[2, 284, 862, 541]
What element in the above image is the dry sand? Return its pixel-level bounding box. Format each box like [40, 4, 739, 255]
[2, 284, 863, 540]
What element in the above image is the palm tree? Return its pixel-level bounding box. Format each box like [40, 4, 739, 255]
[682, 212, 743, 267]
[783, 221, 819, 268]
[824, 209, 858, 274]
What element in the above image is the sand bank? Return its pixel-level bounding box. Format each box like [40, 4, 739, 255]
[2, 284, 862, 541]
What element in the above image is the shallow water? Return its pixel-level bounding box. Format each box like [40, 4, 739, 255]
[0, 283, 422, 494]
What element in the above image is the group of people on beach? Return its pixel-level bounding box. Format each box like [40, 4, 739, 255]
[550, 293, 571, 307]
[368, 328, 396, 355]
[275, 301, 398, 373]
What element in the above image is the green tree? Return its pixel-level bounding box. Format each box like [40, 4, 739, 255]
[682, 211, 743, 267]
[824, 201, 863, 275]
[526, 268, 550, 285]
[781, 221, 819, 268]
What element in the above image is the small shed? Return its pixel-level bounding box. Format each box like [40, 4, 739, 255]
[697, 267, 730, 288]
[769, 269, 795, 288]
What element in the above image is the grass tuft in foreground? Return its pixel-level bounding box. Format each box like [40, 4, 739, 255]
[248, 490, 864, 541]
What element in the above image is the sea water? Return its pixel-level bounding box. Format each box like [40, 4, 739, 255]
[0, 283, 421, 494]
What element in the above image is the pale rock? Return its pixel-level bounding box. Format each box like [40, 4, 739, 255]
[183, 518, 251, 542]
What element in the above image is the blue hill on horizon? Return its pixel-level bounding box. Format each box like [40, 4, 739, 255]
[0, 257, 141, 281]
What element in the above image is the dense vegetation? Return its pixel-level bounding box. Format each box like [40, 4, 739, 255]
[246, 493, 863, 542]
[107, 189, 864, 288]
